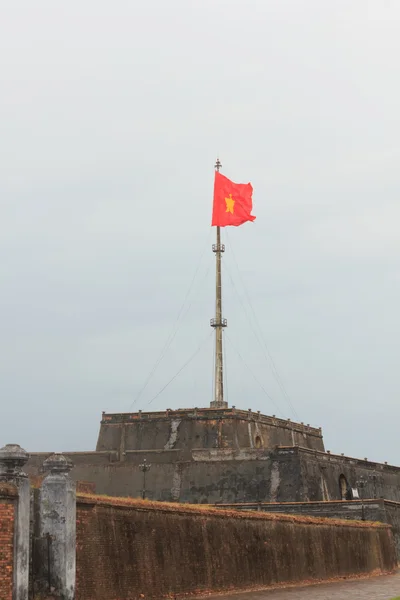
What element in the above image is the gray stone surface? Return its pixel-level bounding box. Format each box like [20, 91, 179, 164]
[38, 453, 76, 600]
[0, 443, 30, 600]
[96, 408, 325, 453]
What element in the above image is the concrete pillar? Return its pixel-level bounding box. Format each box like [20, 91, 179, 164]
[0, 444, 30, 600]
[39, 454, 76, 600]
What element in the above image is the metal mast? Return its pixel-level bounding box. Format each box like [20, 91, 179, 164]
[210, 158, 228, 409]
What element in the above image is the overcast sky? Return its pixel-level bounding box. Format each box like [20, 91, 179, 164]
[1, 1, 399, 463]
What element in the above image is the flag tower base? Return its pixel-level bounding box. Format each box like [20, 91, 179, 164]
[210, 400, 228, 409]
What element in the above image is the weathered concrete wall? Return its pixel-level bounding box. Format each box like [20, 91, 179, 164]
[298, 448, 400, 502]
[97, 408, 325, 453]
[27, 447, 303, 504]
[26, 451, 118, 471]
[380, 502, 400, 560]
[75, 494, 396, 600]
[26, 445, 400, 505]
[0, 483, 17, 600]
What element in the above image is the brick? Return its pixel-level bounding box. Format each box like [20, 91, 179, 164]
[0, 496, 15, 600]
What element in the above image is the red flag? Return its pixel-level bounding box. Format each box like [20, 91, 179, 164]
[212, 171, 255, 227]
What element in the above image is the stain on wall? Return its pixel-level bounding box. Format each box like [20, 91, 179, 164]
[170, 464, 182, 501]
[163, 419, 181, 450]
[270, 461, 280, 501]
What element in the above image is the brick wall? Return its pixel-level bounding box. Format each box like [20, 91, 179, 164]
[75, 495, 397, 600]
[0, 484, 17, 600]
[217, 499, 400, 560]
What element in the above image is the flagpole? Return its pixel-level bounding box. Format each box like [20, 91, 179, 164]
[210, 158, 228, 409]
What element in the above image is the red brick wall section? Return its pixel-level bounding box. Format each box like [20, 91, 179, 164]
[0, 484, 17, 600]
[75, 495, 397, 600]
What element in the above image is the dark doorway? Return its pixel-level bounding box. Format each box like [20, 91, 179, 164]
[339, 474, 352, 500]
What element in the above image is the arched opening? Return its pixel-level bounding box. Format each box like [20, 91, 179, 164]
[339, 474, 352, 500]
[255, 435, 262, 449]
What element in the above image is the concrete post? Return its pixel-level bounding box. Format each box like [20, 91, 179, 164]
[0, 444, 30, 600]
[39, 454, 76, 600]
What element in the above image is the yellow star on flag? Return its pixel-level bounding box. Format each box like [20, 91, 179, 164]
[225, 194, 235, 214]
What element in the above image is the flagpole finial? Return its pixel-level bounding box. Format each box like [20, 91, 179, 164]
[215, 158, 222, 172]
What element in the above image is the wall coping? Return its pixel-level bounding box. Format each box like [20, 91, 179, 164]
[29, 451, 115, 457]
[76, 493, 391, 529]
[295, 445, 400, 471]
[28, 446, 400, 472]
[381, 499, 400, 508]
[124, 449, 180, 454]
[217, 499, 387, 508]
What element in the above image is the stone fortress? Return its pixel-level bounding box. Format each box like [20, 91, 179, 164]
[26, 404, 400, 505]
[24, 162, 400, 512]
[5, 178, 400, 598]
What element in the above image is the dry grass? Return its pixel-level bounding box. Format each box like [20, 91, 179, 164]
[76, 492, 387, 529]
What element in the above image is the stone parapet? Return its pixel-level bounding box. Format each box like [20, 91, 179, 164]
[100, 407, 323, 436]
